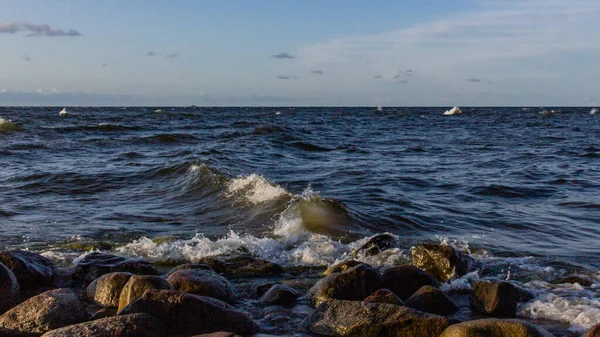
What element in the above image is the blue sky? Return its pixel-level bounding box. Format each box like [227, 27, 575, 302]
[1, 0, 599, 106]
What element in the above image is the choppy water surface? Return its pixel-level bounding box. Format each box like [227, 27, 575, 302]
[1, 106, 599, 334]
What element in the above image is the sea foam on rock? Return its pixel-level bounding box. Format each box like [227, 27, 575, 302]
[306, 263, 382, 306]
[412, 243, 476, 282]
[0, 250, 55, 289]
[40, 313, 164, 337]
[301, 299, 449, 337]
[0, 288, 88, 336]
[74, 252, 158, 283]
[381, 265, 440, 300]
[351, 233, 400, 257]
[0, 263, 20, 315]
[167, 267, 237, 304]
[198, 255, 284, 277]
[439, 318, 555, 337]
[86, 272, 133, 308]
[118, 289, 257, 336]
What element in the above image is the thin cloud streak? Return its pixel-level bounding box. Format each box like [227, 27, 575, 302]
[273, 52, 295, 59]
[0, 22, 81, 37]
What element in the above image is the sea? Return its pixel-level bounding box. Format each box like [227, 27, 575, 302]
[1, 106, 599, 335]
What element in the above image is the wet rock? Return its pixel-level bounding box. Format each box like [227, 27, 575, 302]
[86, 272, 133, 308]
[302, 299, 449, 337]
[554, 275, 593, 287]
[192, 333, 240, 337]
[90, 308, 117, 320]
[167, 268, 236, 304]
[166, 263, 213, 276]
[0, 251, 54, 289]
[0, 263, 20, 315]
[439, 318, 555, 337]
[0, 289, 88, 336]
[198, 255, 284, 277]
[585, 323, 600, 337]
[363, 288, 403, 305]
[470, 280, 532, 317]
[352, 233, 399, 257]
[41, 313, 163, 337]
[254, 282, 278, 297]
[260, 284, 300, 306]
[73, 252, 158, 283]
[118, 289, 257, 336]
[306, 263, 382, 306]
[117, 275, 174, 312]
[412, 243, 476, 282]
[405, 285, 458, 315]
[381, 265, 439, 300]
[323, 260, 362, 276]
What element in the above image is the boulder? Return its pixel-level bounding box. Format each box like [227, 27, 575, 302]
[585, 323, 600, 337]
[254, 282, 278, 297]
[73, 253, 158, 283]
[439, 318, 555, 337]
[118, 289, 257, 336]
[412, 243, 475, 282]
[40, 313, 163, 337]
[117, 275, 174, 312]
[324, 260, 362, 276]
[0, 263, 20, 315]
[198, 255, 284, 277]
[301, 299, 449, 337]
[86, 272, 133, 307]
[306, 264, 382, 306]
[381, 265, 439, 300]
[352, 233, 399, 257]
[470, 281, 532, 317]
[260, 284, 300, 306]
[0, 251, 54, 289]
[166, 263, 213, 276]
[405, 285, 458, 315]
[363, 288, 404, 305]
[167, 268, 236, 304]
[554, 275, 593, 287]
[0, 289, 88, 335]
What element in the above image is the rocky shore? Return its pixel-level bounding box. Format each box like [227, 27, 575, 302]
[0, 234, 598, 337]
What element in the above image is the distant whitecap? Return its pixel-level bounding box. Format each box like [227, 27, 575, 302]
[59, 108, 68, 117]
[591, 108, 598, 115]
[443, 106, 462, 115]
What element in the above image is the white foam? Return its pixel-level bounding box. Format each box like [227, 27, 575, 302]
[443, 106, 462, 115]
[591, 108, 598, 115]
[226, 173, 291, 205]
[441, 271, 480, 292]
[59, 108, 68, 116]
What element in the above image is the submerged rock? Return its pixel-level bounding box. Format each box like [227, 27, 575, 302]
[469, 280, 532, 317]
[405, 285, 458, 316]
[73, 253, 158, 283]
[167, 268, 236, 304]
[323, 260, 362, 276]
[117, 275, 174, 312]
[118, 289, 257, 336]
[381, 265, 439, 300]
[198, 255, 284, 277]
[0, 289, 88, 335]
[352, 233, 399, 257]
[260, 284, 300, 306]
[0, 250, 54, 289]
[554, 275, 593, 287]
[0, 263, 20, 315]
[86, 272, 133, 308]
[439, 318, 555, 337]
[306, 263, 382, 306]
[412, 243, 475, 282]
[301, 299, 449, 337]
[363, 288, 404, 305]
[40, 313, 163, 337]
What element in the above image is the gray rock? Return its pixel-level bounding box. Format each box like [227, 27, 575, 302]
[405, 285, 458, 315]
[323, 260, 363, 276]
[260, 284, 300, 306]
[198, 255, 284, 277]
[0, 263, 20, 315]
[40, 313, 164, 337]
[167, 268, 236, 304]
[73, 253, 157, 283]
[381, 265, 439, 300]
[306, 264, 382, 306]
[0, 251, 54, 289]
[439, 318, 555, 337]
[86, 272, 133, 308]
[352, 233, 399, 257]
[117, 275, 174, 312]
[301, 299, 449, 337]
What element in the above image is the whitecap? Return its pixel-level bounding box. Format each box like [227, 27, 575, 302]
[443, 106, 462, 115]
[225, 173, 291, 205]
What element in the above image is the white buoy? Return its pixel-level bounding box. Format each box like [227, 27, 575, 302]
[59, 108, 68, 116]
[443, 106, 462, 115]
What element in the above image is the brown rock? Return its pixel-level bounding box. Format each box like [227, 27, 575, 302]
[412, 243, 476, 282]
[166, 263, 213, 276]
[0, 251, 54, 289]
[301, 299, 449, 337]
[470, 281, 532, 317]
[306, 263, 382, 306]
[198, 255, 284, 277]
[40, 313, 163, 337]
[117, 275, 173, 312]
[73, 253, 157, 283]
[439, 318, 555, 337]
[260, 284, 300, 306]
[0, 263, 20, 315]
[86, 272, 133, 307]
[381, 265, 439, 300]
[167, 268, 236, 303]
[364, 288, 404, 305]
[118, 289, 257, 336]
[0, 289, 88, 335]
[585, 323, 600, 337]
[323, 260, 362, 276]
[405, 285, 458, 315]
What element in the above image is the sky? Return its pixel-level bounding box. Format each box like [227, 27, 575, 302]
[1, 0, 599, 106]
